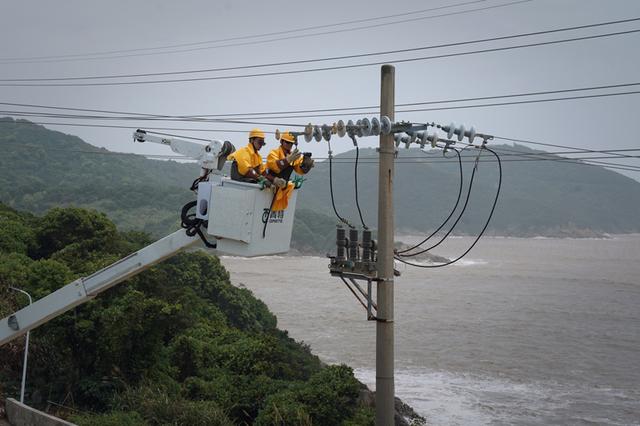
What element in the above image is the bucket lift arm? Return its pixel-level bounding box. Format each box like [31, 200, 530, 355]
[133, 129, 234, 174]
[0, 229, 203, 346]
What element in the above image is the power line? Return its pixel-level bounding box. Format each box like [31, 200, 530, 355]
[11, 7, 639, 83]
[0, 0, 528, 65]
[395, 146, 503, 268]
[3, 86, 640, 125]
[5, 81, 639, 120]
[2, 27, 638, 87]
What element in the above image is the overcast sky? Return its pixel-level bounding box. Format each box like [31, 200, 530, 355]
[1, 0, 639, 179]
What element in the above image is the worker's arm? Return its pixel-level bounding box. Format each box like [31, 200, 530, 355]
[267, 149, 284, 174]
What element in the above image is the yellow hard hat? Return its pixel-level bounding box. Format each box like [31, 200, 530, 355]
[249, 128, 265, 139]
[280, 131, 296, 143]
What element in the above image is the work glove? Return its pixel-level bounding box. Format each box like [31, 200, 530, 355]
[257, 176, 271, 189]
[285, 148, 302, 164]
[273, 177, 287, 189]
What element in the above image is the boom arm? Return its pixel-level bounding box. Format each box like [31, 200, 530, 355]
[133, 129, 234, 173]
[1, 229, 203, 346]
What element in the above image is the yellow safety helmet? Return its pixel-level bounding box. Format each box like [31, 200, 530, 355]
[249, 128, 265, 139]
[280, 131, 296, 144]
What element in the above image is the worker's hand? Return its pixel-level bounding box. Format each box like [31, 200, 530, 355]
[273, 177, 287, 189]
[286, 148, 302, 163]
[257, 176, 271, 189]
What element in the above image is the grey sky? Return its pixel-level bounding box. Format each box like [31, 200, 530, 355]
[1, 0, 639, 179]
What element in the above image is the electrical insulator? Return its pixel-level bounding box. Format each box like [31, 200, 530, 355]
[371, 117, 381, 136]
[446, 122, 456, 139]
[336, 120, 347, 138]
[360, 117, 372, 136]
[336, 226, 347, 261]
[402, 133, 413, 149]
[355, 120, 364, 138]
[468, 126, 476, 143]
[394, 133, 403, 148]
[346, 119, 356, 137]
[380, 116, 392, 135]
[348, 229, 359, 261]
[457, 124, 465, 142]
[322, 124, 332, 142]
[362, 229, 372, 262]
[304, 124, 314, 142]
[428, 132, 439, 148]
[416, 131, 428, 148]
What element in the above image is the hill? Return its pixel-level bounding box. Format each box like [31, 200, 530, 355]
[297, 145, 640, 237]
[0, 203, 375, 424]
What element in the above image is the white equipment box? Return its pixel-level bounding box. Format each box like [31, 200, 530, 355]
[206, 178, 297, 257]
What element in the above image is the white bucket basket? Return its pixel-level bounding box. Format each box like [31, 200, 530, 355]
[206, 178, 297, 257]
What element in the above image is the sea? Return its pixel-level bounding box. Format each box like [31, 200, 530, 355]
[220, 235, 640, 425]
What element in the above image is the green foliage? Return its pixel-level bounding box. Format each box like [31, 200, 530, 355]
[0, 204, 365, 424]
[256, 365, 364, 425]
[0, 204, 37, 255]
[71, 411, 146, 426]
[114, 384, 233, 426]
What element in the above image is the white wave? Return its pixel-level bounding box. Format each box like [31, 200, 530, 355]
[395, 258, 487, 268]
[353, 367, 637, 426]
[453, 258, 487, 266]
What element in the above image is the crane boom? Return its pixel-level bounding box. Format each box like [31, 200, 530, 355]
[1, 229, 202, 346]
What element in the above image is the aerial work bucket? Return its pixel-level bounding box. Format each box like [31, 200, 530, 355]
[205, 177, 297, 257]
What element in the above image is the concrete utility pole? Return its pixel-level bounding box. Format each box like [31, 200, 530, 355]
[376, 64, 395, 425]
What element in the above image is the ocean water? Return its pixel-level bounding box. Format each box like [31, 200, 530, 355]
[220, 235, 640, 425]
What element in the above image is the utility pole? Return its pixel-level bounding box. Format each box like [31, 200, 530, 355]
[376, 64, 395, 425]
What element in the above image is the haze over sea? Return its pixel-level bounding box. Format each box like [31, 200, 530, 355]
[221, 235, 640, 425]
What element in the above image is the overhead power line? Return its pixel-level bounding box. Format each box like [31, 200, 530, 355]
[1, 15, 637, 83]
[4, 80, 639, 120]
[1, 27, 639, 87]
[0, 0, 528, 64]
[3, 86, 640, 125]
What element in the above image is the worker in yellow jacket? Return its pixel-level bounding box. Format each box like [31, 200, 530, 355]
[228, 128, 286, 188]
[266, 131, 314, 211]
[266, 131, 314, 180]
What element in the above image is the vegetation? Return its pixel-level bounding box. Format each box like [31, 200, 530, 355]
[0, 204, 373, 424]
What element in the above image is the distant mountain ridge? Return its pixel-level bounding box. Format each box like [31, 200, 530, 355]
[2, 118, 639, 255]
[297, 145, 640, 237]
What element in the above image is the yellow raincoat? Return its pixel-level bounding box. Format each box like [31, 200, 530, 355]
[227, 142, 266, 176]
[267, 146, 303, 211]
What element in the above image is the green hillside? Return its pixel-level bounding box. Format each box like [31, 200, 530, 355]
[0, 203, 373, 424]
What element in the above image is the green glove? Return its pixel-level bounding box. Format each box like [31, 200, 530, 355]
[292, 175, 305, 189]
[257, 176, 270, 189]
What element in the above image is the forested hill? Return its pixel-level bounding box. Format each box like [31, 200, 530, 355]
[0, 203, 375, 424]
[297, 145, 640, 236]
[0, 118, 198, 236]
[2, 118, 639, 252]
